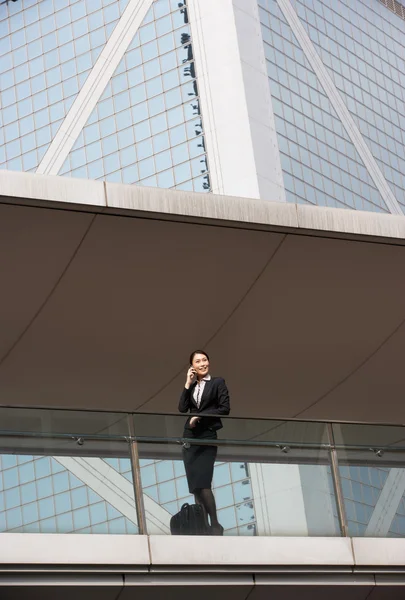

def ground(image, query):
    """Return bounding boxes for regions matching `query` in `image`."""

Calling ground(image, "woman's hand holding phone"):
[185,366,197,388]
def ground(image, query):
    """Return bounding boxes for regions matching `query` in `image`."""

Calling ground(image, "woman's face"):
[192,353,210,378]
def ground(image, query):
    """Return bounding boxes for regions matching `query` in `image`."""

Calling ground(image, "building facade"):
[1,0,405,542]
[1,0,405,211]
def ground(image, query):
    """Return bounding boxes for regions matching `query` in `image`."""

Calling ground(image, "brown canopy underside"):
[1,201,404,424]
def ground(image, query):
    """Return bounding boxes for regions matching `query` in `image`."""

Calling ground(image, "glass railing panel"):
[333,422,405,450]
[134,414,336,536]
[2,407,405,538]
[138,439,339,537]
[336,442,405,537]
[0,437,138,535]
[0,407,130,438]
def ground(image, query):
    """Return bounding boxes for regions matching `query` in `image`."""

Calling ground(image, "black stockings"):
[194,487,220,528]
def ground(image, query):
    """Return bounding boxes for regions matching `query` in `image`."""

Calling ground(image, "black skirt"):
[182,427,218,494]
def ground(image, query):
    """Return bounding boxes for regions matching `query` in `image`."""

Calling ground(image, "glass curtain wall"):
[258,0,390,212]
[0,0,131,172]
[0,0,211,193]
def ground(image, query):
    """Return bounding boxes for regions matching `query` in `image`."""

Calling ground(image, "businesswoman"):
[178,350,230,535]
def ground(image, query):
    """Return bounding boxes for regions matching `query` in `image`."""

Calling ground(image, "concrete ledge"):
[1,170,405,243]
[105,180,299,228]
[148,536,354,566]
[352,538,405,566]
[0,534,405,573]
[0,534,149,565]
[0,169,106,207]
[297,204,405,241]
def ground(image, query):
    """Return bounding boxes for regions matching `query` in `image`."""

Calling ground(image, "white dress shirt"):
[193,374,211,407]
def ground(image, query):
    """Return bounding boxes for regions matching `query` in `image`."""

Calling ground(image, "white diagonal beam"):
[55,456,171,534]
[277,0,403,216]
[37,0,154,176]
[365,469,405,536]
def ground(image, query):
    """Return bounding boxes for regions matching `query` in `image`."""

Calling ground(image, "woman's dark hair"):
[189,350,210,365]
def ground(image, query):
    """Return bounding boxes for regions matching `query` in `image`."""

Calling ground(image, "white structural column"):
[249,463,336,536]
[298,465,337,536]
[188,0,285,201]
[250,464,308,535]
[55,457,171,534]
[277,0,403,216]
[365,469,405,536]
[36,0,154,177]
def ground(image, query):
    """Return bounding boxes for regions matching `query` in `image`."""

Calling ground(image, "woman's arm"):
[198,378,230,416]
[178,387,192,413]
[179,366,198,413]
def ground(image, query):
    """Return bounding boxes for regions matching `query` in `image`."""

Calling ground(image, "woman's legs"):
[194,489,209,527]
[194,487,222,532]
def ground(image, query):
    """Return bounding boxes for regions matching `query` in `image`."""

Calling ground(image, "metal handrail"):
[0,429,405,453]
[0,404,404,428]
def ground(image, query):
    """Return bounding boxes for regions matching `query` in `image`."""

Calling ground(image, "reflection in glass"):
[138,454,338,537]
[0,452,137,534]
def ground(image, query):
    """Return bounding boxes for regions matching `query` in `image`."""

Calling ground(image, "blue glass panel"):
[156,461,174,483]
[163,501,179,515]
[55,492,72,515]
[7,507,23,529]
[90,502,107,525]
[120,147,136,168]
[19,462,35,484]
[5,488,21,509]
[56,512,73,532]
[118,128,135,150]
[215,485,234,510]
[213,464,231,487]
[158,480,176,503]
[138,157,155,179]
[108,516,126,534]
[104,153,120,174]
[38,497,55,520]
[141,465,156,488]
[218,506,237,530]
[172,143,189,166]
[144,485,159,502]
[3,468,19,490]
[88,159,105,179]
[52,471,70,493]
[73,507,91,530]
[36,477,53,500]
[20,482,37,504]
[22,502,39,525]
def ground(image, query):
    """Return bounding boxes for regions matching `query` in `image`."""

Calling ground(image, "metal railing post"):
[327,423,348,537]
[127,415,147,535]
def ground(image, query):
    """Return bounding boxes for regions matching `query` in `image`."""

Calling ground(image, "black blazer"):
[178,376,230,432]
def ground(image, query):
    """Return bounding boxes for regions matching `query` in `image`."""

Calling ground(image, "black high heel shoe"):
[210,524,224,536]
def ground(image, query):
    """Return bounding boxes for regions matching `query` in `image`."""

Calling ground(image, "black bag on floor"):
[170,502,210,535]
